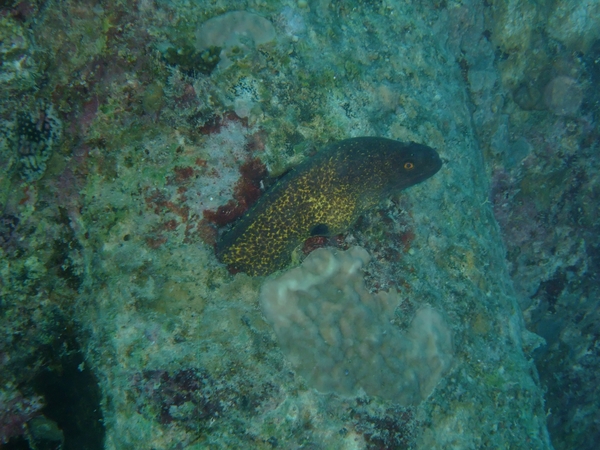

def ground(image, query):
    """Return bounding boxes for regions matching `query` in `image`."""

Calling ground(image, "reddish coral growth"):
[143,186,193,248]
[175,83,196,107]
[8,1,38,22]
[142,180,198,249]
[168,166,195,185]
[193,219,218,246]
[302,236,328,254]
[145,235,167,249]
[144,190,165,214]
[144,189,189,220]
[245,129,268,152]
[162,219,178,231]
[198,112,247,135]
[142,139,266,249]
[67,95,99,136]
[329,234,347,248]
[18,185,32,206]
[203,200,241,227]
[302,234,346,256]
[235,158,268,206]
[399,229,415,251]
[203,158,267,227]
[238,157,267,179]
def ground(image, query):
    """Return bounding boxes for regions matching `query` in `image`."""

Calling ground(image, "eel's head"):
[391,142,442,190]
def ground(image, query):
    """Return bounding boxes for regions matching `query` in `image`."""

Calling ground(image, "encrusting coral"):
[260,246,453,405]
[195,11,277,71]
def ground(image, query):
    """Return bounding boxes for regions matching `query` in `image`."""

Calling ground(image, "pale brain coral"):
[260,246,453,405]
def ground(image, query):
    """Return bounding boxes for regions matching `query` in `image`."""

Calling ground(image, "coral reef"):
[6,0,593,448]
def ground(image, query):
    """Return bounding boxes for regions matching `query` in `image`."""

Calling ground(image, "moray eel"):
[217,137,442,276]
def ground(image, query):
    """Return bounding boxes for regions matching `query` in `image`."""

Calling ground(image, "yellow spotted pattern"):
[216,137,441,276]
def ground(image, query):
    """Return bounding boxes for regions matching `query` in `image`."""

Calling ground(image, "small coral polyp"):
[260,246,453,405]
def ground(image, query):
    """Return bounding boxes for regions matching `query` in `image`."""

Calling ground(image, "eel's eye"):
[404,162,414,170]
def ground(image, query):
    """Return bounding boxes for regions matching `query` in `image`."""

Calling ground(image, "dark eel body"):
[217,137,442,276]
